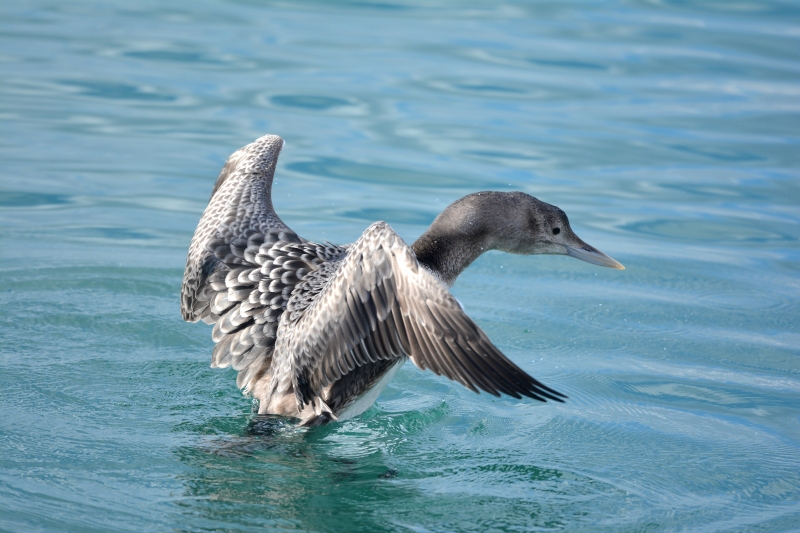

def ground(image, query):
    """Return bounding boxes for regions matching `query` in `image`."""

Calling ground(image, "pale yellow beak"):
[565,243,625,270]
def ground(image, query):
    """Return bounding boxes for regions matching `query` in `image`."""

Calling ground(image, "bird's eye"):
[552,227,561,235]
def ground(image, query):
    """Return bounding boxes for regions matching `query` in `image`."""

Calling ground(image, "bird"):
[181,134,624,427]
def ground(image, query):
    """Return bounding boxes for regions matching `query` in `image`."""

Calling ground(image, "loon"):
[181,134,624,426]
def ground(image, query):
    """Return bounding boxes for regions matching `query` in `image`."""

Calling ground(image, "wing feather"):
[287,221,566,410]
[180,135,349,398]
[181,134,300,323]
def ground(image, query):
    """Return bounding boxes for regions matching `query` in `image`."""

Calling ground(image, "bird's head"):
[443,191,625,269]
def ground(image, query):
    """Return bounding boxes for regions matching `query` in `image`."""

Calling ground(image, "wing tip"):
[524,382,568,403]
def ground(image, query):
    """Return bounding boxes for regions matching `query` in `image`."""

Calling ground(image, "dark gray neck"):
[410,191,540,287]
[411,220,492,287]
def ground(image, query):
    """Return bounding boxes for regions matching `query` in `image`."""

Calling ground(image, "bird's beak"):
[565,242,625,270]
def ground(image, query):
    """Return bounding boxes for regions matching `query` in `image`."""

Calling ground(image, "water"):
[1,1,799,531]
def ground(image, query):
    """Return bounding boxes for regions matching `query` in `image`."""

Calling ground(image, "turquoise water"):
[2,1,799,531]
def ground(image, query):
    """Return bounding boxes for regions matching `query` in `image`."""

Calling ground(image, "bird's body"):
[181,134,623,426]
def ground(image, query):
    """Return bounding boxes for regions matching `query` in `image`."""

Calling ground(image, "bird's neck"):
[411,223,492,288]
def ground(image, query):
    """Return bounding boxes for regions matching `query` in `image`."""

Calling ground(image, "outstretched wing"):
[181,134,301,323]
[181,134,341,395]
[288,222,566,410]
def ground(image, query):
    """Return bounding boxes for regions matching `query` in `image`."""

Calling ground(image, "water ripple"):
[1,0,799,531]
